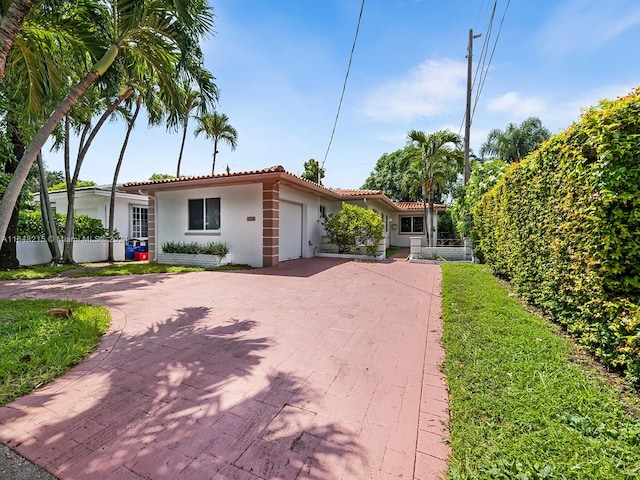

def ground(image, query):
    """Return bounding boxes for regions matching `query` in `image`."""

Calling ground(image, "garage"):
[279,201,303,261]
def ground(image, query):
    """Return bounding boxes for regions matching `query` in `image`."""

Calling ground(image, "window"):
[188,197,220,231]
[131,206,148,238]
[400,216,424,234]
[319,205,327,218]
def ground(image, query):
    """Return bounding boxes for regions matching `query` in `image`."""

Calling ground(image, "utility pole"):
[464,28,481,185]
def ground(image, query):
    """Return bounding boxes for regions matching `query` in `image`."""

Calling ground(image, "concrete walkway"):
[0,257,448,479]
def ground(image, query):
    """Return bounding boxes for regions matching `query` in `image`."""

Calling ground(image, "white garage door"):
[279,201,302,261]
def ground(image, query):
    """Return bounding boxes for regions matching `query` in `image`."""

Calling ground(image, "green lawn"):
[0,265,76,280]
[0,299,110,406]
[0,262,252,280]
[442,263,640,479]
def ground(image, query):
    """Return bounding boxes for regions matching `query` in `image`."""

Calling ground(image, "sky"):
[43,0,640,190]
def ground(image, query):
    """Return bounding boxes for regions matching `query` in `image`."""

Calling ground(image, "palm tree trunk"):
[212,137,218,175]
[0,43,121,252]
[62,88,134,263]
[0,0,35,78]
[0,70,101,253]
[176,117,189,177]
[37,151,60,262]
[0,126,24,269]
[109,97,141,261]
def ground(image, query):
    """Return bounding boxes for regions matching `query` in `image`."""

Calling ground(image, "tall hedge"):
[473,88,640,383]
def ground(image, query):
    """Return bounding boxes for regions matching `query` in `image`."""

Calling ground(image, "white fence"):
[17,240,125,266]
[409,237,473,262]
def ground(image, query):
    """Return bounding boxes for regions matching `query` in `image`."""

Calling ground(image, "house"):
[122,166,445,268]
[45,185,150,242]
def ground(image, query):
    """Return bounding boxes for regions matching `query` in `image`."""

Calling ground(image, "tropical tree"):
[450,158,507,238]
[0,0,35,78]
[479,116,551,163]
[301,158,324,184]
[405,129,463,247]
[194,111,238,175]
[0,0,215,253]
[362,147,416,202]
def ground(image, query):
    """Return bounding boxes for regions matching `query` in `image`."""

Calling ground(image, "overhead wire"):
[320,0,365,175]
[471,0,510,122]
[458,1,496,137]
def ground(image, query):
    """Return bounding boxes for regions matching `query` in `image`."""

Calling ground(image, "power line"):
[320,0,365,175]
[472,0,510,122]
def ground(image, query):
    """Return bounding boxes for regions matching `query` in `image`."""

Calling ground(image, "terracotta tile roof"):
[395,202,446,211]
[332,188,384,196]
[123,166,286,187]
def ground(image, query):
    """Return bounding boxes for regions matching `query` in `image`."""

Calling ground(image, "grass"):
[76,262,205,276]
[0,265,76,280]
[76,262,251,277]
[0,299,110,406]
[0,262,253,280]
[386,246,403,258]
[442,263,640,480]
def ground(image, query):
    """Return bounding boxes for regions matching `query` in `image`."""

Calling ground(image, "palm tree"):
[480,117,551,163]
[194,111,238,175]
[0,0,215,252]
[405,129,463,247]
[176,90,200,177]
[0,0,35,78]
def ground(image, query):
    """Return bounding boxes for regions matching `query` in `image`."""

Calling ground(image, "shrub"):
[473,88,640,383]
[18,211,117,240]
[161,241,230,258]
[322,203,384,255]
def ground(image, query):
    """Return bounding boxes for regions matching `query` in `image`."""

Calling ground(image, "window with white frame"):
[319,204,327,218]
[400,215,424,234]
[131,205,148,238]
[188,197,221,231]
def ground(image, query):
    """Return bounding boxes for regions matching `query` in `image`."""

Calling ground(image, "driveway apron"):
[0,258,448,479]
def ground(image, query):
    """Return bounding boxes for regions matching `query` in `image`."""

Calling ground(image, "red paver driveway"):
[0,258,448,479]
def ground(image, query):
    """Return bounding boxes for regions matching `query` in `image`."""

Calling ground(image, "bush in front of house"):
[473,88,640,383]
[322,202,384,255]
[161,240,230,258]
[18,211,118,240]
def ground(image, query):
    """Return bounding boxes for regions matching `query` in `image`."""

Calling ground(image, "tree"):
[479,117,551,163]
[0,0,216,253]
[322,203,384,255]
[194,111,238,175]
[301,158,325,184]
[0,0,35,78]
[149,173,175,181]
[450,158,507,238]
[362,147,417,202]
[405,129,463,247]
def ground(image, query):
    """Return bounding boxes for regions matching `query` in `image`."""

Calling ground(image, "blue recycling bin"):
[125,244,135,260]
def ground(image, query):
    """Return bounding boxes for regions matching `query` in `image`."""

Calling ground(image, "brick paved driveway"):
[0,257,448,479]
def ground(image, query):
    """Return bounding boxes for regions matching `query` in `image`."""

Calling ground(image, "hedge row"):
[473,88,640,383]
[18,211,115,240]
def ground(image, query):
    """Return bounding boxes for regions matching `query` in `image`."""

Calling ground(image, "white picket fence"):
[17,240,125,265]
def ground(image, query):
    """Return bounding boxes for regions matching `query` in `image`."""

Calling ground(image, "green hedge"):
[18,211,116,240]
[473,88,640,383]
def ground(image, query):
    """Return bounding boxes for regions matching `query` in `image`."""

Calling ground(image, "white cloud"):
[361,59,466,122]
[536,0,640,57]
[486,92,547,118]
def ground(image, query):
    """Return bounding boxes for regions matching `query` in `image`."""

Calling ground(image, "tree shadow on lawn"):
[0,306,366,479]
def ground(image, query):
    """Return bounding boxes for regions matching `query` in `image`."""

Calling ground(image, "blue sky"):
[44,0,640,189]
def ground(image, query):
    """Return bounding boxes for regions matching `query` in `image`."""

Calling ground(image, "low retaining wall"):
[157,253,228,268]
[17,240,125,265]
[409,237,473,262]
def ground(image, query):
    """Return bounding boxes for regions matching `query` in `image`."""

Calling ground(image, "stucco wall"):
[48,190,148,240]
[279,186,339,259]
[155,184,263,267]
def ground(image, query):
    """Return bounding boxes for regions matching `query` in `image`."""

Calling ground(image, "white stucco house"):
[122,166,445,268]
[46,185,150,241]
